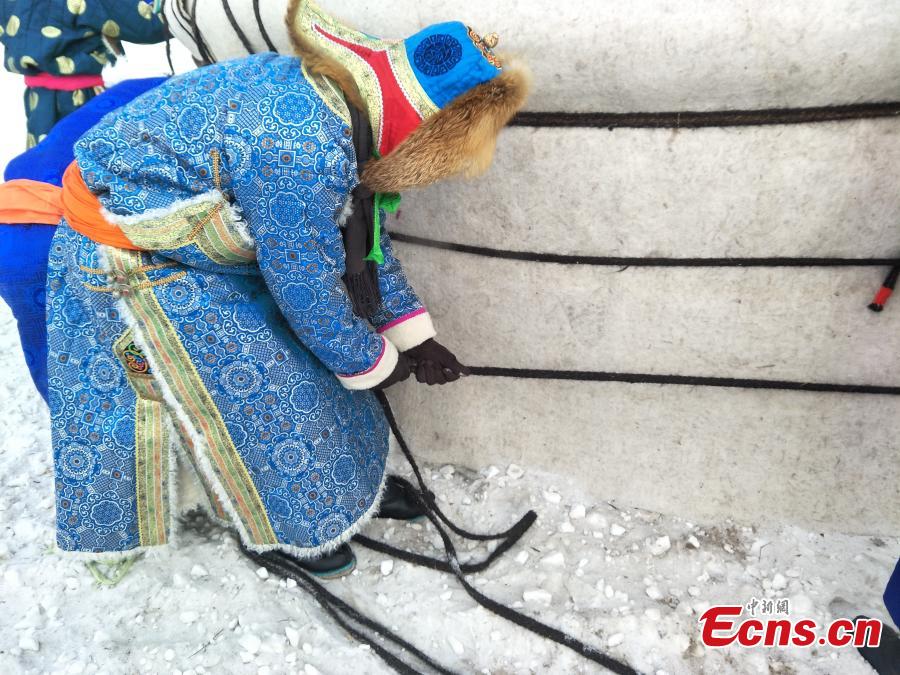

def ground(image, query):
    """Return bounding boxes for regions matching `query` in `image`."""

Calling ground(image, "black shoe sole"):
[306,557,357,580]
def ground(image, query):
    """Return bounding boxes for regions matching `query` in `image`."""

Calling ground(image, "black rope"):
[373,393,639,675]
[354,510,533,575]
[244,546,455,674]
[253,0,278,53]
[157,10,176,76]
[421,508,637,675]
[222,0,256,54]
[511,102,900,129]
[375,392,536,542]
[164,39,175,76]
[231,396,637,673]
[468,366,900,396]
[167,0,202,63]
[354,473,536,574]
[186,0,215,65]
[390,232,900,268]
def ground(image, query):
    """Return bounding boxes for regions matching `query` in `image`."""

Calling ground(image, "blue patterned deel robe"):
[48,54,437,557]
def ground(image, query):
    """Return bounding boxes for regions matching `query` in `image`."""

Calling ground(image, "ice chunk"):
[240,634,261,655]
[649,536,671,556]
[285,626,300,648]
[506,464,525,479]
[190,565,209,579]
[541,551,565,567]
[179,611,199,624]
[19,635,39,652]
[646,585,663,601]
[523,589,552,604]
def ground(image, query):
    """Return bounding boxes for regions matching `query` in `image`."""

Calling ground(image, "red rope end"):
[868,266,899,313]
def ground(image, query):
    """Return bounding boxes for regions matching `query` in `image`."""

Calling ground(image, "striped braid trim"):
[102,191,256,266]
[104,247,278,548]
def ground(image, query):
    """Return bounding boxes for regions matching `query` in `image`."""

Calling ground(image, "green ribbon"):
[364,191,401,265]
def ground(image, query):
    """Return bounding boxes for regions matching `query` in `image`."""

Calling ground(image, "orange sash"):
[61,163,140,250]
[0,179,63,225]
[0,162,142,251]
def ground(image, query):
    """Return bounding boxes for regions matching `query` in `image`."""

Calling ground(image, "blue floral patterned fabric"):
[47,224,145,552]
[370,228,427,329]
[49,54,428,556]
[75,55,423,377]
[0,77,166,403]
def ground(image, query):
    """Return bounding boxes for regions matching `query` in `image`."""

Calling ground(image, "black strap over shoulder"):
[342,105,381,320]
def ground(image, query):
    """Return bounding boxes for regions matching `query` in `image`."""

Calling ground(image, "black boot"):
[290,544,356,579]
[376,475,426,521]
[856,616,900,675]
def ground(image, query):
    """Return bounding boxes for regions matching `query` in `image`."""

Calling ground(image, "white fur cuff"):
[378,310,436,352]
[337,336,399,390]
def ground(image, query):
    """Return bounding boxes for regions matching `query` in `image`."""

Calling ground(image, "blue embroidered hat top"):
[405,22,502,109]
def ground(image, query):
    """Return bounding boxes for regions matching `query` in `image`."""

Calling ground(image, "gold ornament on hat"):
[466,27,502,68]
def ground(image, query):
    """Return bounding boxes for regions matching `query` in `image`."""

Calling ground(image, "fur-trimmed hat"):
[287,0,530,192]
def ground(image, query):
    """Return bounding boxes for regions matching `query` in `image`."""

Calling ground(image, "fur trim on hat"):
[360,62,531,193]
[285,0,367,112]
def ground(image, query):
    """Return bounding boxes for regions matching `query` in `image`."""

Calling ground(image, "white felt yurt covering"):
[164,0,900,534]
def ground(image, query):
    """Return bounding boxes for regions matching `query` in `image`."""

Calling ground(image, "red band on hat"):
[314,25,424,156]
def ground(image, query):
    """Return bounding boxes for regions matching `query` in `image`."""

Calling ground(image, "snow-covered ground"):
[0,303,895,675]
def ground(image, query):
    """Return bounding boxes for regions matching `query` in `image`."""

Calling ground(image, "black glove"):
[373,352,413,390]
[405,339,471,386]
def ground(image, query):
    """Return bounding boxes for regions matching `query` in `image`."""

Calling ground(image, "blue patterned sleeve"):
[93,0,168,44]
[224,65,403,389]
[369,224,436,351]
[249,195,401,390]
